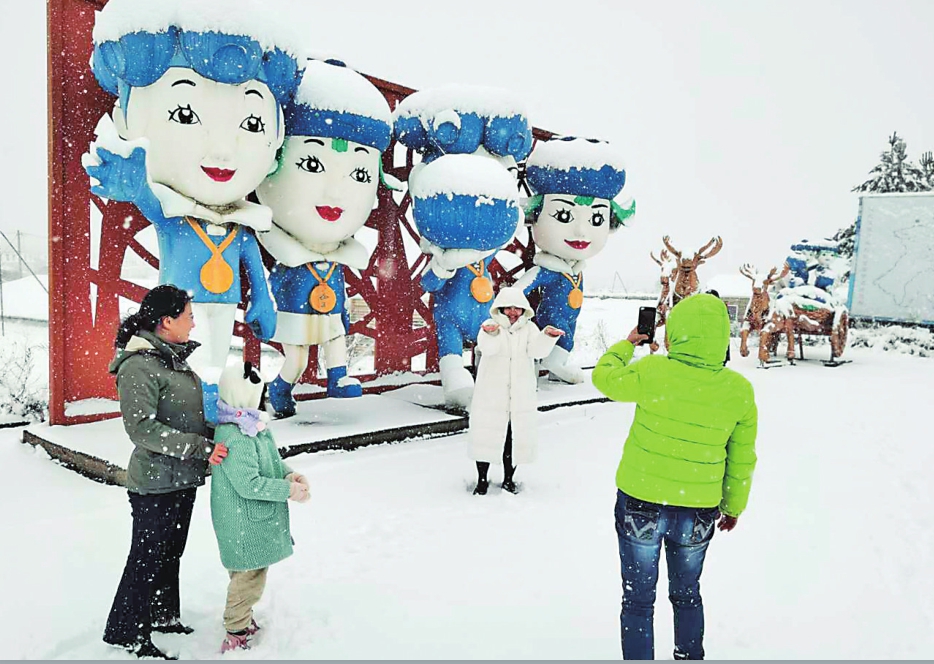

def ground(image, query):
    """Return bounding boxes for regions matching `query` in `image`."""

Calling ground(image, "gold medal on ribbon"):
[466,262,494,303]
[563,273,584,309]
[307,262,338,313]
[187,219,238,294]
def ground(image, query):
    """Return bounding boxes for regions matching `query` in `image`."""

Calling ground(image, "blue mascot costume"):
[394,86,532,408]
[516,137,635,384]
[83,0,304,422]
[254,59,394,417]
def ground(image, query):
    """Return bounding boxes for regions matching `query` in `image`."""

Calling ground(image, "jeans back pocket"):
[690,507,719,545]
[622,496,661,542]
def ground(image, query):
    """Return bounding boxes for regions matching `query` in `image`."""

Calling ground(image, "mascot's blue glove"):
[245,297,277,341]
[85,147,149,203]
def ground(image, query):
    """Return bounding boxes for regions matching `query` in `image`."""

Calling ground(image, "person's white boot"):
[439,354,474,409]
[541,345,584,384]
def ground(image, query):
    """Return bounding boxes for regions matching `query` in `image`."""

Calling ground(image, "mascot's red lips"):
[565,240,591,250]
[316,206,344,222]
[202,167,236,182]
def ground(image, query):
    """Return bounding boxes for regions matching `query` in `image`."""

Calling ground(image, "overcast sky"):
[3,0,934,290]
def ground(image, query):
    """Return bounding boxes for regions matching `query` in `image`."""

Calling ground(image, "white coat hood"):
[489,287,534,329]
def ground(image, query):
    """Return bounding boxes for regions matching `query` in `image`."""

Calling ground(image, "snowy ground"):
[2,341,933,659]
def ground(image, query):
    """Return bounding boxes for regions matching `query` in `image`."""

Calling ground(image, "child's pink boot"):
[220,631,250,654]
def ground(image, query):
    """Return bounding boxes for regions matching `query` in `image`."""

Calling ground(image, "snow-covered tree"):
[835,133,931,258]
[852,132,927,194]
[919,151,934,191]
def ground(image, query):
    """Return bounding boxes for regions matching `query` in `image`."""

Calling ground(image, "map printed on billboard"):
[849,193,934,324]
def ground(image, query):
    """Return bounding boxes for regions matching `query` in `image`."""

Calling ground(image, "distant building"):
[703,274,752,322]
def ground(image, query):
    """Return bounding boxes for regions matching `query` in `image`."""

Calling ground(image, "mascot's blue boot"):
[267,375,296,419]
[201,381,219,425]
[327,366,363,398]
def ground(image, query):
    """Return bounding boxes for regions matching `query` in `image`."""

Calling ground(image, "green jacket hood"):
[108,330,200,374]
[666,293,730,369]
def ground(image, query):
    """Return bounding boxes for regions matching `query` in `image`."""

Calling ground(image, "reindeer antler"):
[739,263,756,281]
[695,236,723,263]
[662,236,681,260]
[650,249,671,267]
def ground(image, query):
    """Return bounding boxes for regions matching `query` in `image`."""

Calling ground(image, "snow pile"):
[409,154,521,201]
[850,323,934,357]
[91,0,308,57]
[772,286,839,315]
[527,137,626,172]
[393,85,528,122]
[294,60,391,122]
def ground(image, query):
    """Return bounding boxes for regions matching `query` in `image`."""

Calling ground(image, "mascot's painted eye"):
[240,114,266,134]
[167,104,200,125]
[590,211,606,227]
[350,167,372,184]
[551,209,573,224]
[297,156,325,173]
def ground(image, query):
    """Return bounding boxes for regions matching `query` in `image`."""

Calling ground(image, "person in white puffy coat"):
[469,287,565,494]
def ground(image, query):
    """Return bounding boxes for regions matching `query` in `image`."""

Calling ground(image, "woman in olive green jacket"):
[592,293,757,660]
[103,285,228,660]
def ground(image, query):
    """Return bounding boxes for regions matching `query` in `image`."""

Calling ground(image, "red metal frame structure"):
[48,0,551,426]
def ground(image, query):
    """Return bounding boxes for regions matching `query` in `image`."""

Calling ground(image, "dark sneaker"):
[501,478,518,494]
[152,621,193,635]
[473,479,489,495]
[104,639,177,660]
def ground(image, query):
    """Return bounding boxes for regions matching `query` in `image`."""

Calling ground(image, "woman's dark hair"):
[115,285,191,348]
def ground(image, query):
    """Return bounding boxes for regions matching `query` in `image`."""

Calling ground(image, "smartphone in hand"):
[637,306,657,345]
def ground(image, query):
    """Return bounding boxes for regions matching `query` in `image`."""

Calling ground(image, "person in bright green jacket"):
[210,361,310,654]
[592,293,757,661]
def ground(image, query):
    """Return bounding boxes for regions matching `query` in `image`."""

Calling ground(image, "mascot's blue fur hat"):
[284,59,392,152]
[392,87,533,163]
[92,26,302,111]
[524,136,634,229]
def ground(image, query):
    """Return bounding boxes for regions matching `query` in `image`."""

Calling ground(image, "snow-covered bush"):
[0,339,48,421]
[849,323,934,357]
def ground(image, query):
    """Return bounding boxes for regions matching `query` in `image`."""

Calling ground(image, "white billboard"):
[848,193,934,324]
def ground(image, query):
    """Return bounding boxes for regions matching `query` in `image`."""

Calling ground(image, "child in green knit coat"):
[210,361,310,654]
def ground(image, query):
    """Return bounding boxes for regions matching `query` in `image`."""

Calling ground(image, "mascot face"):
[116,67,283,206]
[257,136,380,249]
[532,194,612,262]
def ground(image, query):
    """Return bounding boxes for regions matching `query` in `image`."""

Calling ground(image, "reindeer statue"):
[663,236,724,305]
[648,248,677,352]
[738,262,789,360]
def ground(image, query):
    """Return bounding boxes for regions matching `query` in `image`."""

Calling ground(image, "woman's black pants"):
[103,488,196,647]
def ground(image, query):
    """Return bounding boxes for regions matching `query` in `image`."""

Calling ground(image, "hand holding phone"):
[635,306,657,346]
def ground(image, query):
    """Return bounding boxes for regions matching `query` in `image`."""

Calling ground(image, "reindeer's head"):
[650,248,677,281]
[664,236,723,272]
[740,262,790,318]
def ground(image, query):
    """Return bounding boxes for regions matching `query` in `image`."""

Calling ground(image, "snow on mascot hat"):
[790,239,841,256]
[524,136,635,229]
[408,153,522,251]
[90,0,304,115]
[282,59,392,151]
[392,85,533,163]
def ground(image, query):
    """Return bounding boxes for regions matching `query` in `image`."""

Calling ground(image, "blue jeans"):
[615,490,718,660]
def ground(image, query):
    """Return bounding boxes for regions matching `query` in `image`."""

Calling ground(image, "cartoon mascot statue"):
[393,86,532,409]
[516,137,635,384]
[255,59,393,418]
[83,0,303,421]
